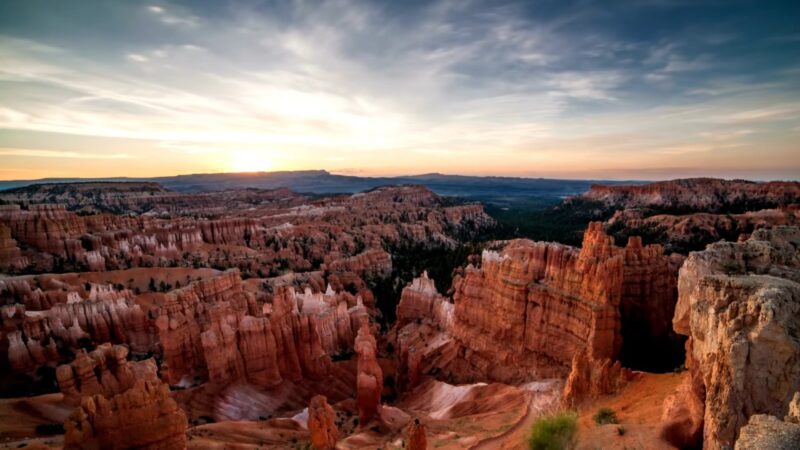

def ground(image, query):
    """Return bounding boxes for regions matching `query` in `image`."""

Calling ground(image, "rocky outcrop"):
[153,270,251,384]
[580,178,800,213]
[562,350,632,408]
[0,184,491,275]
[4,290,154,374]
[734,414,800,450]
[407,418,427,450]
[355,323,383,425]
[396,271,452,329]
[392,222,680,384]
[445,223,624,382]
[63,379,187,450]
[56,344,158,406]
[606,206,800,253]
[308,395,339,450]
[660,350,705,450]
[674,226,800,450]
[0,223,27,271]
[327,249,392,278]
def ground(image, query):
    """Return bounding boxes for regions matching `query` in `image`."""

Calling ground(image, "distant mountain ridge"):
[0,170,640,204]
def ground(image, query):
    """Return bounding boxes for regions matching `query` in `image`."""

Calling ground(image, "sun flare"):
[229,150,274,173]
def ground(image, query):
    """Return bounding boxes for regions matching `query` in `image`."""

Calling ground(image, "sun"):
[229,150,274,173]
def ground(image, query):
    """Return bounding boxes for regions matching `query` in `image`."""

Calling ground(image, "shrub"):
[528,411,577,450]
[593,407,618,425]
[617,426,626,436]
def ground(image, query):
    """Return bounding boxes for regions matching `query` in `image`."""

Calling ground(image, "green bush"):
[593,407,618,425]
[528,411,577,450]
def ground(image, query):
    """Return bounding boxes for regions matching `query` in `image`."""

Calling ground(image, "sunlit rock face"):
[561,349,632,408]
[393,222,681,385]
[674,226,800,450]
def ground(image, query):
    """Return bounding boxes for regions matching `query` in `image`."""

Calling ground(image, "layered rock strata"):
[63,379,187,450]
[355,324,383,425]
[673,226,800,450]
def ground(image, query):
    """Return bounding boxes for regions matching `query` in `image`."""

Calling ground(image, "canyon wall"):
[673,226,800,450]
[395,222,680,384]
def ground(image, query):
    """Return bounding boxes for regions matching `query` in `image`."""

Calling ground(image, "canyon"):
[0,178,798,449]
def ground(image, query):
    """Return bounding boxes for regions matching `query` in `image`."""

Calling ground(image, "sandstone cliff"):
[63,379,187,450]
[673,226,800,450]
[581,178,800,213]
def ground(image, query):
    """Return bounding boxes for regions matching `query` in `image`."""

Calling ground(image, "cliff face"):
[355,324,383,425]
[154,271,364,387]
[606,207,800,254]
[3,288,154,374]
[674,226,800,450]
[581,178,800,213]
[393,222,680,384]
[620,236,685,371]
[56,344,158,406]
[0,185,493,274]
[64,379,187,450]
[55,343,186,449]
[445,223,623,382]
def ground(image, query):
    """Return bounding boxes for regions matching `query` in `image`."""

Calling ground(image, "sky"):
[0,0,798,181]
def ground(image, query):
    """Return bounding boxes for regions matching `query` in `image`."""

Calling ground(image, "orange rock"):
[407,418,427,450]
[355,323,383,425]
[562,350,632,408]
[63,379,187,450]
[308,395,339,450]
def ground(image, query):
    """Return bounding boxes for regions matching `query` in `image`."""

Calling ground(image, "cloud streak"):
[0,0,798,180]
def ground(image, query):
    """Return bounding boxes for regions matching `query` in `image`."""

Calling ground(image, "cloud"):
[0,148,133,159]
[127,53,149,62]
[0,0,798,180]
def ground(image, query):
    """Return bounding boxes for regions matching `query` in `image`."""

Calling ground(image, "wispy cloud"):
[0,148,133,159]
[0,0,798,179]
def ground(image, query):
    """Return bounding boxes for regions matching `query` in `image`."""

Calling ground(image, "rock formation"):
[355,323,383,425]
[308,395,339,450]
[562,350,632,408]
[407,418,427,450]
[445,223,625,382]
[63,379,187,450]
[580,178,800,213]
[393,222,680,384]
[734,414,800,450]
[606,206,800,254]
[56,344,158,405]
[673,226,800,450]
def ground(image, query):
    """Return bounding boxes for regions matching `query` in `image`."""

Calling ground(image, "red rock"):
[580,178,800,213]
[0,223,27,271]
[407,418,427,450]
[63,379,187,450]
[308,395,339,450]
[445,223,623,382]
[56,344,157,406]
[562,350,631,408]
[355,323,383,425]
